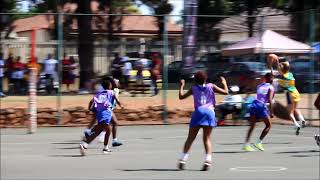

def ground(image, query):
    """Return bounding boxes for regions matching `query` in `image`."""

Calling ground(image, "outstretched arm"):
[114,95,124,109]
[213,76,229,95]
[179,79,192,100]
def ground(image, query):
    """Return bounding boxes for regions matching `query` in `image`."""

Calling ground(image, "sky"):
[18,0,183,21]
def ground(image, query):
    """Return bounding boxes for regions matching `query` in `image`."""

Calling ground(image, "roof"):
[215,7,292,33]
[222,30,312,56]
[12,15,182,34]
[11,1,182,34]
[12,15,54,32]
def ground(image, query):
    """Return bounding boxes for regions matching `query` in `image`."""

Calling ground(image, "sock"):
[298,114,305,122]
[84,129,91,134]
[205,154,212,162]
[290,114,300,127]
[104,145,109,150]
[180,153,189,162]
[82,142,88,149]
[244,142,250,146]
[256,139,262,144]
[112,138,118,143]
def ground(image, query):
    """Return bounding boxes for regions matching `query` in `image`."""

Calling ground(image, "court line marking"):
[229,166,288,172]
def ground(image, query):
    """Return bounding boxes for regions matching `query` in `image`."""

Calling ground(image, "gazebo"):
[221,30,312,56]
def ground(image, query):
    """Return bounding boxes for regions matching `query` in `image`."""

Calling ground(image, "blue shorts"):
[249,100,269,120]
[190,107,217,128]
[96,110,112,125]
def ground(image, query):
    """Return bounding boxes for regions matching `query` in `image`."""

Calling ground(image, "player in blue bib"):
[243,73,275,152]
[80,78,124,156]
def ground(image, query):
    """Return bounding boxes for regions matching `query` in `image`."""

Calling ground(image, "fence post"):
[162,15,169,124]
[308,9,316,120]
[57,12,63,125]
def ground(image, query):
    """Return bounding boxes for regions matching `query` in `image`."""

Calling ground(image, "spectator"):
[150,53,162,96]
[0,53,6,97]
[26,57,41,84]
[121,56,132,93]
[111,53,122,80]
[42,54,58,94]
[62,55,76,92]
[11,56,26,95]
[5,53,14,91]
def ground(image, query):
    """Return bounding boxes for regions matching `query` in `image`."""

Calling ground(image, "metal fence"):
[0,10,319,128]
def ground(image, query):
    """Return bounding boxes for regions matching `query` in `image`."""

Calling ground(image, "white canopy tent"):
[221,30,312,56]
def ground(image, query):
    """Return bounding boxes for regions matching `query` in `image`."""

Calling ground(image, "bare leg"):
[245,116,257,143]
[103,123,112,146]
[202,126,213,155]
[111,113,118,139]
[293,101,306,127]
[85,123,105,144]
[201,126,213,171]
[259,117,271,141]
[183,126,201,153]
[288,104,300,127]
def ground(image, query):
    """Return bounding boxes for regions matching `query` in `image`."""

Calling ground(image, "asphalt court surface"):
[1,124,320,180]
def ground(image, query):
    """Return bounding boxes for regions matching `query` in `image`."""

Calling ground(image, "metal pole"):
[28,28,37,133]
[308,9,316,120]
[162,15,169,124]
[57,13,63,124]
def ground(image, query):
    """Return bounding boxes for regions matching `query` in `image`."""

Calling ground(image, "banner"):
[182,0,198,76]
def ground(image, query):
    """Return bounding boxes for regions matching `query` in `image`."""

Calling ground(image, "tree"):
[138,0,173,40]
[271,0,320,41]
[0,0,18,42]
[23,0,138,90]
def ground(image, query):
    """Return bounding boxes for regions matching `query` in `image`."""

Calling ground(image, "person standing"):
[0,53,6,97]
[242,73,275,152]
[42,54,58,94]
[178,71,228,171]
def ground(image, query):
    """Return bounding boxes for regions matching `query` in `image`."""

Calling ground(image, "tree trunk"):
[157,16,164,40]
[77,0,94,90]
[246,0,256,37]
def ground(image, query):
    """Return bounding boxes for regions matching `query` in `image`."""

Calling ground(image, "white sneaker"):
[102,148,112,154]
[79,144,87,156]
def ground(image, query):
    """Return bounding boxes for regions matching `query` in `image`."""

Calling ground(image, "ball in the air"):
[267,54,278,67]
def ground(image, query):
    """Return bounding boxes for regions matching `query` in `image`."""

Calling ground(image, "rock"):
[61,111,72,124]
[71,112,86,118]
[7,114,16,119]
[139,113,150,119]
[6,109,15,114]
[148,105,164,111]
[126,113,138,121]
[15,110,25,118]
[38,112,54,119]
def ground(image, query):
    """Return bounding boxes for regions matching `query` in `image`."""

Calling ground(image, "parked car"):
[223,62,276,93]
[198,53,233,82]
[289,59,320,93]
[167,61,207,83]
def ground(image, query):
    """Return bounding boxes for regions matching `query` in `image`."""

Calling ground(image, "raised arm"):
[179,79,192,100]
[213,76,229,95]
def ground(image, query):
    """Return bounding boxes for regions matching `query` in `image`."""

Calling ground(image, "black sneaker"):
[201,161,212,171]
[295,127,300,136]
[178,160,186,170]
[315,135,320,146]
[112,141,123,147]
[102,148,112,154]
[301,121,306,128]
